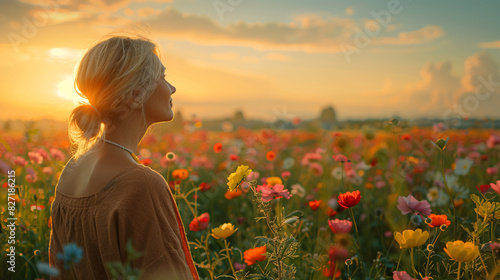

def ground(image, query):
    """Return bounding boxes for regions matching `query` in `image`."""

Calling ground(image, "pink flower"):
[487,134,500,148]
[300,152,322,166]
[487,167,498,175]
[35,148,49,161]
[42,166,53,175]
[375,180,386,189]
[397,195,431,216]
[247,171,260,181]
[26,167,38,183]
[28,151,44,164]
[309,162,323,177]
[490,180,500,195]
[260,184,292,202]
[332,154,348,162]
[328,219,352,234]
[50,148,66,161]
[393,271,416,280]
[281,171,291,180]
[12,156,28,167]
[234,262,246,271]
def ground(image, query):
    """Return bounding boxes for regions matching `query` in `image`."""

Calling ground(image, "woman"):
[48,35,200,280]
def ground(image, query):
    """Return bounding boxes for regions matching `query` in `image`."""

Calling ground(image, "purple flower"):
[397,195,431,216]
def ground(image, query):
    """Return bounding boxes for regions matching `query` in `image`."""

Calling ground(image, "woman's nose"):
[169,84,176,94]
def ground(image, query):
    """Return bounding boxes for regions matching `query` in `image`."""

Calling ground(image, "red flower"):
[140,158,152,166]
[337,190,361,208]
[229,154,239,161]
[308,200,321,211]
[476,184,491,194]
[189,213,210,231]
[401,134,412,141]
[199,182,211,192]
[323,261,341,278]
[266,151,276,161]
[214,143,223,153]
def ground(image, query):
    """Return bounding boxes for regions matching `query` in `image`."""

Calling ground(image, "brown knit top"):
[48,163,200,280]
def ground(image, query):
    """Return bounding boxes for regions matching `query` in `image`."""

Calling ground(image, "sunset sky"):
[1,0,500,122]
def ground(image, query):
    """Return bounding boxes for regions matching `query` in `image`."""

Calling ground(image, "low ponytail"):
[67,102,106,162]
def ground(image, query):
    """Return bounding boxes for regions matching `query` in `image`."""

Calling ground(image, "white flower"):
[283,157,295,169]
[454,158,473,175]
[331,167,345,180]
[427,187,449,207]
[290,184,305,198]
[356,161,371,171]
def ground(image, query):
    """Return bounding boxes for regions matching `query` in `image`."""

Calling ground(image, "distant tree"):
[3,120,12,131]
[319,106,337,129]
[320,106,336,122]
[233,110,245,123]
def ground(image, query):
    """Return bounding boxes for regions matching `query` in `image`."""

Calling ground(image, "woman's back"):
[48,161,199,280]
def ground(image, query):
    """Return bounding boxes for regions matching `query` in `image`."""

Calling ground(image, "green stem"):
[349,207,365,277]
[440,151,458,239]
[341,162,345,191]
[224,239,237,279]
[204,235,214,280]
[457,261,461,280]
[410,248,416,277]
[396,249,404,271]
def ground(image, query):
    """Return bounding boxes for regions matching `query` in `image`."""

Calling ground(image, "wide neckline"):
[55,163,143,199]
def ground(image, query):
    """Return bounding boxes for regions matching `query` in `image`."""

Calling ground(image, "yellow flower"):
[227,165,252,191]
[444,241,479,262]
[475,202,500,220]
[394,229,429,249]
[266,177,283,186]
[211,223,238,239]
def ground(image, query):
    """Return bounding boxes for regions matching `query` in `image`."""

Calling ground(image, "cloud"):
[453,51,500,117]
[404,60,460,114]
[210,52,260,63]
[344,7,354,16]
[265,52,291,61]
[478,40,500,49]
[390,51,500,118]
[144,7,443,54]
[373,25,444,45]
[137,7,162,17]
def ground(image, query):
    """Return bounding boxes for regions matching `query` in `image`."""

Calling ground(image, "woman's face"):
[143,61,176,125]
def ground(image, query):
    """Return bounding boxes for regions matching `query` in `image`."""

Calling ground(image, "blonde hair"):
[68,34,163,162]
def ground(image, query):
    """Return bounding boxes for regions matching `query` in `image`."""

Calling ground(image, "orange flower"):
[224,189,243,200]
[365,182,374,189]
[337,190,361,208]
[266,151,276,161]
[244,246,267,266]
[48,216,52,228]
[428,214,451,228]
[172,169,189,180]
[308,200,321,211]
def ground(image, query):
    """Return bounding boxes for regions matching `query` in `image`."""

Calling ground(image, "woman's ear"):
[130,89,143,109]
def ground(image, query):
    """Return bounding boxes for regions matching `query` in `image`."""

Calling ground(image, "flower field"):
[1,122,500,280]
